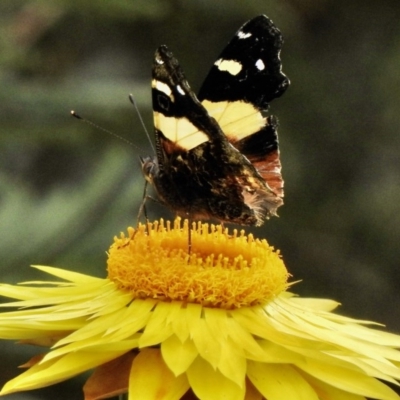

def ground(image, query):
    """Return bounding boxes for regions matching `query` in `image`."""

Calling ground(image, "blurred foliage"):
[1,0,400,398]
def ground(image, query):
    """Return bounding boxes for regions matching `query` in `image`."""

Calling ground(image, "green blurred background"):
[1,0,400,398]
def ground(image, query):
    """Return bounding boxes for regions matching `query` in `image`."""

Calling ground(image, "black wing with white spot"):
[198,15,289,109]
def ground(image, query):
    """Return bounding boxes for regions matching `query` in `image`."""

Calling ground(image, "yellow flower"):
[1,218,400,400]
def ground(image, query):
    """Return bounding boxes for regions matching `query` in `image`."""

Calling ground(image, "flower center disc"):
[107,218,288,309]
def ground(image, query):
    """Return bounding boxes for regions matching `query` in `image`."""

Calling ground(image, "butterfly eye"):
[140,157,158,184]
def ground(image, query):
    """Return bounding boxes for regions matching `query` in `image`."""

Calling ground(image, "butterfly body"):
[142,15,289,226]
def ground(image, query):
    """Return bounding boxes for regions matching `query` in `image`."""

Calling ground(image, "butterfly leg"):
[187,213,193,256]
[136,181,149,226]
[121,184,155,248]
[136,181,162,228]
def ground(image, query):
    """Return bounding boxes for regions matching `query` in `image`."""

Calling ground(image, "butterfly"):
[141,15,289,226]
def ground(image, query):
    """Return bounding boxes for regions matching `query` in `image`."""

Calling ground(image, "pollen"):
[107,218,289,309]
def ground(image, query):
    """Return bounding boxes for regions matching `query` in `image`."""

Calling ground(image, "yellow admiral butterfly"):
[141,15,289,226]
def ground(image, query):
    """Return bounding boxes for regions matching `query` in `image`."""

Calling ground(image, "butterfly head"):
[140,156,158,185]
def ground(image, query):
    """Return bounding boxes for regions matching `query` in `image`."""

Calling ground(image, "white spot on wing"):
[237,31,252,39]
[255,59,265,71]
[214,58,242,76]
[176,85,185,95]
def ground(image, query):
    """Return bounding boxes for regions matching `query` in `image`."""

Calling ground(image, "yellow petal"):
[203,309,252,383]
[297,358,400,400]
[169,303,203,344]
[203,307,229,340]
[187,356,245,400]
[185,303,202,328]
[233,306,305,346]
[128,348,189,400]
[256,340,304,364]
[32,265,104,283]
[299,371,367,400]
[161,334,198,376]
[44,338,138,364]
[190,313,221,369]
[56,307,127,347]
[227,314,266,360]
[217,336,246,385]
[267,300,400,363]
[0,282,112,310]
[0,266,103,303]
[291,346,400,384]
[56,299,154,348]
[139,302,174,347]
[360,357,400,382]
[1,344,135,395]
[287,296,341,312]
[169,302,191,342]
[105,298,156,337]
[247,361,319,400]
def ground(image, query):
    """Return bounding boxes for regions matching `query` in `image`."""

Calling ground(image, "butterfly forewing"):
[198,15,289,106]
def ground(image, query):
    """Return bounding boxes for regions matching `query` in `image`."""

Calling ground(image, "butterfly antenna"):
[71,110,146,152]
[129,94,155,154]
